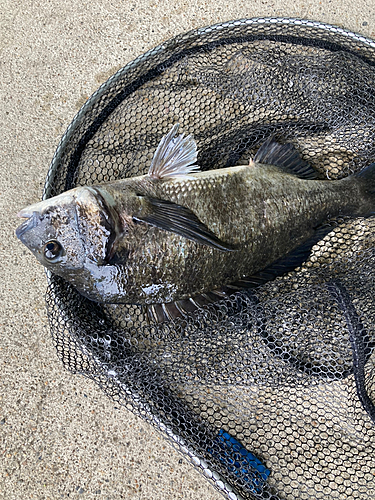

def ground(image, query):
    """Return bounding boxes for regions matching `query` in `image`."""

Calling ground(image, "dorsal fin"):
[254,137,318,180]
[148,123,200,179]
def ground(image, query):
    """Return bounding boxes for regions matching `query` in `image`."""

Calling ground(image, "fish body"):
[16,124,375,318]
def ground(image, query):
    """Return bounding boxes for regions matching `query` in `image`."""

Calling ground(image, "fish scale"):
[16,124,375,312]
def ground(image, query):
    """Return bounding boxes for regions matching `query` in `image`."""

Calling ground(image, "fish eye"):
[43,240,64,262]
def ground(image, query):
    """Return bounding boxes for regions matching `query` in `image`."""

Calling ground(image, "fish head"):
[15,187,118,278]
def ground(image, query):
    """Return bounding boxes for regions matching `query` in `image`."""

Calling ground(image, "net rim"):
[41,17,375,500]
[42,16,375,200]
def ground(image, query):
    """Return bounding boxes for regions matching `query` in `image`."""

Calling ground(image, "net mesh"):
[43,19,375,500]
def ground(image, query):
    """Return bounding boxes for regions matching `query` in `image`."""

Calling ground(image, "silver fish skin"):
[16,124,375,309]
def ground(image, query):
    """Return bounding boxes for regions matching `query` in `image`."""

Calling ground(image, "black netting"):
[43,19,375,500]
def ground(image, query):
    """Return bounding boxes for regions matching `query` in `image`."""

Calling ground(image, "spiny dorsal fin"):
[148,123,200,179]
[254,137,318,180]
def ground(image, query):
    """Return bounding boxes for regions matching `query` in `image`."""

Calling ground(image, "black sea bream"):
[16,124,375,321]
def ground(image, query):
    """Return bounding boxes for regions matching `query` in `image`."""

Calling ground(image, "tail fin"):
[354,162,375,216]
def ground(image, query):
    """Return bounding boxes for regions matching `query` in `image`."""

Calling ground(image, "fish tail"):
[353,162,375,216]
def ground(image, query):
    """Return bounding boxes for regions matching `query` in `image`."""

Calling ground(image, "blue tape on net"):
[208,429,271,494]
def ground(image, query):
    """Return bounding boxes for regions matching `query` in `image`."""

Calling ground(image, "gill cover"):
[74,187,119,265]
[16,186,118,271]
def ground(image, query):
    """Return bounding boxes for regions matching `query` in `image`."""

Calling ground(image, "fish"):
[16,124,375,322]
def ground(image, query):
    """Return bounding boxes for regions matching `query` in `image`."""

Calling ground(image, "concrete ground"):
[1,1,374,499]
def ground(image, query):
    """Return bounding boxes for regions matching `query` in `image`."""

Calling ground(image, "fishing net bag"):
[43,18,375,500]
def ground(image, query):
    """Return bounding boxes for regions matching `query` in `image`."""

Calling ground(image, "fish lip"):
[15,212,38,240]
[17,208,33,218]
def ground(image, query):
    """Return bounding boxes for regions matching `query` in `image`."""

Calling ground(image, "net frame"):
[41,18,375,500]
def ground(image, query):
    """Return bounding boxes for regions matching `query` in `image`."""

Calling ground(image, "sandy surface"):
[1,1,375,499]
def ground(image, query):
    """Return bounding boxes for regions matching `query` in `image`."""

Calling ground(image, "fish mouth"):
[15,211,39,240]
[17,207,35,218]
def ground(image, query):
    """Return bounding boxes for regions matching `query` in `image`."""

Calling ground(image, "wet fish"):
[16,124,375,322]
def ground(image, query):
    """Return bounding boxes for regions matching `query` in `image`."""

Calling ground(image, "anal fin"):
[145,224,335,324]
[223,222,335,291]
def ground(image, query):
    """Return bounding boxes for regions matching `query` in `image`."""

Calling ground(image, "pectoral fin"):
[134,197,236,251]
